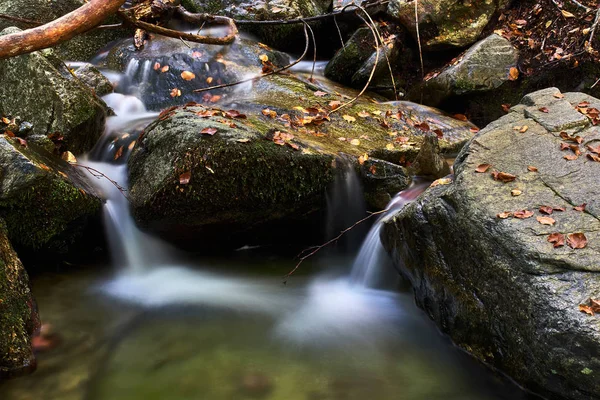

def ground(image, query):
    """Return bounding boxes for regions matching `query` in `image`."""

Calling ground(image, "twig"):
[591,76,600,89]
[283,208,388,281]
[72,164,129,199]
[193,22,310,93]
[328,5,380,115]
[370,20,398,100]
[306,22,317,81]
[567,0,591,11]
[589,5,600,47]
[95,23,125,30]
[334,15,345,49]
[0,13,42,25]
[415,0,424,83]
[118,7,238,45]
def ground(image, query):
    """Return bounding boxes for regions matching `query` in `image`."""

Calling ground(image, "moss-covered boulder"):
[0,0,129,61]
[414,34,519,106]
[0,136,102,252]
[74,64,114,97]
[128,71,475,243]
[0,219,39,378]
[181,0,332,50]
[382,88,600,400]
[0,27,108,154]
[387,0,510,50]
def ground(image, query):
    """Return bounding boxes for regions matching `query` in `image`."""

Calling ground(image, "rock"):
[387,0,511,50]
[74,64,114,97]
[0,0,129,61]
[359,158,410,209]
[127,70,476,244]
[0,27,108,154]
[381,88,600,400]
[180,0,332,50]
[410,133,450,179]
[0,136,102,252]
[325,27,378,85]
[414,34,519,106]
[0,219,39,377]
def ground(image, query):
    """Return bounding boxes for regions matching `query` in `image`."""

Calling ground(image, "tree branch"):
[0,0,126,59]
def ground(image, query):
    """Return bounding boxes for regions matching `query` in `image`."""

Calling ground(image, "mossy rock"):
[382,88,600,400]
[0,219,39,378]
[0,27,108,154]
[0,136,102,252]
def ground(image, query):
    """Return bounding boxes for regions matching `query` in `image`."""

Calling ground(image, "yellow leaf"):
[259,54,269,62]
[206,77,213,84]
[385,143,395,150]
[508,67,519,81]
[350,139,360,146]
[181,71,196,81]
[358,153,368,165]
[61,151,77,164]
[343,115,356,123]
[561,9,575,18]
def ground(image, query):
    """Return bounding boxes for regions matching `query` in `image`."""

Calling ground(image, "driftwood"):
[0,0,126,59]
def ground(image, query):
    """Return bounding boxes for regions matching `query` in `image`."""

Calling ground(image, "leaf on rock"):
[358,110,370,118]
[561,9,575,18]
[563,154,578,160]
[567,232,588,249]
[475,163,491,173]
[539,206,554,215]
[537,216,556,225]
[385,143,395,150]
[514,210,534,219]
[511,189,522,196]
[574,203,587,211]
[587,143,600,154]
[170,88,182,97]
[527,165,538,172]
[262,108,277,118]
[358,153,368,165]
[431,177,452,187]
[181,71,196,81]
[314,90,328,97]
[497,211,513,219]
[343,115,356,123]
[548,232,565,248]
[539,107,549,113]
[160,65,169,73]
[553,92,565,99]
[153,62,161,71]
[258,54,269,62]
[201,127,217,135]
[179,171,191,185]
[225,110,247,119]
[492,171,517,182]
[508,67,519,81]
[350,139,360,146]
[329,101,341,110]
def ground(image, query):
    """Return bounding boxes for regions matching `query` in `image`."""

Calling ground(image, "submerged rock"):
[382,88,600,400]
[0,27,108,154]
[415,34,519,106]
[0,219,39,377]
[387,0,510,50]
[0,136,102,252]
[0,0,129,61]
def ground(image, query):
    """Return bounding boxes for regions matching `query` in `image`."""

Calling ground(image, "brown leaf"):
[539,206,554,215]
[313,90,328,97]
[563,154,578,161]
[262,108,277,118]
[580,304,595,315]
[527,165,538,172]
[153,62,161,71]
[501,103,511,113]
[587,153,600,162]
[553,206,566,212]
[170,88,181,98]
[225,110,247,119]
[497,211,513,219]
[548,232,565,248]
[179,171,191,185]
[574,203,587,212]
[539,107,549,113]
[560,142,570,151]
[537,216,556,225]
[329,101,341,110]
[587,143,600,154]
[561,9,575,18]
[508,67,519,81]
[453,114,468,121]
[492,171,517,183]
[475,163,491,173]
[160,65,169,73]
[511,189,522,196]
[433,129,444,138]
[519,125,529,133]
[416,122,430,131]
[181,71,196,81]
[553,92,565,99]
[201,127,217,135]
[343,115,356,123]
[567,232,587,249]
[514,210,534,219]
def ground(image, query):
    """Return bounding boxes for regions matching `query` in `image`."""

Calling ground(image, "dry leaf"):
[567,232,587,249]
[514,210,534,219]
[497,211,513,219]
[358,154,369,165]
[492,171,517,183]
[314,90,328,97]
[201,127,217,135]
[511,189,522,196]
[519,125,529,133]
[548,232,565,248]
[539,206,554,215]
[181,71,196,81]
[553,92,565,99]
[508,67,519,81]
[527,165,538,172]
[259,54,269,62]
[61,151,77,164]
[561,9,575,18]
[350,139,360,146]
[343,115,356,123]
[431,177,452,187]
[475,164,491,173]
[385,143,395,150]
[537,216,556,225]
[170,88,181,97]
[574,203,587,212]
[160,65,169,73]
[179,171,191,185]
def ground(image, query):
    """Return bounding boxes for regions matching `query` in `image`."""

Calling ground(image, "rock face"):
[180,0,332,49]
[74,64,114,97]
[0,27,108,154]
[0,219,39,377]
[415,34,519,106]
[382,88,600,400]
[127,72,476,243]
[0,0,129,61]
[387,0,510,50]
[0,136,102,252]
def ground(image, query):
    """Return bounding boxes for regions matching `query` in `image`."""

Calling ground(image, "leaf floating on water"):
[181,71,196,81]
[179,171,191,185]
[514,210,534,219]
[567,232,588,249]
[547,232,565,248]
[475,163,491,173]
[537,216,556,225]
[201,127,217,135]
[343,115,356,123]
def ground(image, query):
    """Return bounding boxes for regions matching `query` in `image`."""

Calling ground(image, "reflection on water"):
[0,259,532,400]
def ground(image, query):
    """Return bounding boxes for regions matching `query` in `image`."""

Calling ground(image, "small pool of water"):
[0,255,533,400]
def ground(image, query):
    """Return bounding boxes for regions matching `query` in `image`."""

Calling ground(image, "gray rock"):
[387,0,511,50]
[410,133,450,179]
[74,64,114,97]
[0,219,39,378]
[325,27,377,85]
[0,136,102,252]
[359,158,411,209]
[0,0,129,61]
[0,27,108,154]
[382,87,600,400]
[415,34,519,106]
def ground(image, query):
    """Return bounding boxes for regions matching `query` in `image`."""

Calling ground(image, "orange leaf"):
[548,232,565,248]
[475,164,491,173]
[567,232,587,249]
[181,71,196,81]
[201,127,217,135]
[179,171,191,185]
[537,216,556,225]
[508,67,519,81]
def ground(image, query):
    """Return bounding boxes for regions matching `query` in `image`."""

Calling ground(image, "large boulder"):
[0,0,129,61]
[0,219,39,378]
[414,34,519,106]
[387,0,510,50]
[0,27,108,154]
[0,136,102,252]
[382,88,600,400]
[127,73,476,243]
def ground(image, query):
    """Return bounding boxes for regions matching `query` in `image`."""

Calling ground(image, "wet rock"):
[0,0,129,61]
[414,34,519,106]
[325,27,378,85]
[0,219,39,378]
[180,0,332,50]
[0,27,108,154]
[410,133,450,179]
[74,64,114,97]
[0,136,102,252]
[387,0,511,50]
[359,158,410,209]
[382,88,600,400]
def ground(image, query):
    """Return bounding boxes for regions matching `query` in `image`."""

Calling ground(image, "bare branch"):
[0,0,126,60]
[72,164,129,199]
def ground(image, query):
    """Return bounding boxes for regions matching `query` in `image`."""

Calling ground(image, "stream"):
[0,52,535,400]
